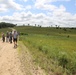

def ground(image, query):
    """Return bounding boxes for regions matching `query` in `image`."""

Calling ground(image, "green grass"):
[0,28,11,37]
[14,26,76,35]
[15,26,76,75]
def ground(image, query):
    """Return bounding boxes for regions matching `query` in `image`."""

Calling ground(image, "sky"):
[0,0,76,27]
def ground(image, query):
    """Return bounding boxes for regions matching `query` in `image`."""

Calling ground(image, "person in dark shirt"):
[9,31,13,43]
[2,32,5,42]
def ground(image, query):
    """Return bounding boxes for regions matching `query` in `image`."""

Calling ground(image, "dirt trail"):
[0,39,25,75]
[0,38,46,75]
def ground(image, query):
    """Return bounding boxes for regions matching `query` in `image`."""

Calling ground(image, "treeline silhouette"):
[0,22,16,28]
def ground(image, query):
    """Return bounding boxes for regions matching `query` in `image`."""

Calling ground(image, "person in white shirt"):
[13,31,18,48]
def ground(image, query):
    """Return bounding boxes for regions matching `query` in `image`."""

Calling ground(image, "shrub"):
[20,32,28,35]
[38,45,48,54]
[58,52,69,68]
[38,45,43,51]
[69,61,76,74]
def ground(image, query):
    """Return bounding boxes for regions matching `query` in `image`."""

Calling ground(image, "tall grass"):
[15,26,76,75]
[20,34,76,75]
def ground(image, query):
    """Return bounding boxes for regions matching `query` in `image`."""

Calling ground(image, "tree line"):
[0,22,16,28]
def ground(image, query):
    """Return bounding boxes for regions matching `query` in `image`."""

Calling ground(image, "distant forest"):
[0,22,16,28]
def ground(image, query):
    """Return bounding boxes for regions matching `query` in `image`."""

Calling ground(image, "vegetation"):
[14,26,76,34]
[0,22,16,37]
[15,26,76,75]
[1,24,75,74]
[0,22,16,28]
[0,28,11,37]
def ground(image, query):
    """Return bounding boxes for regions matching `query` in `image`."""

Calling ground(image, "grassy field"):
[15,26,76,75]
[0,28,11,37]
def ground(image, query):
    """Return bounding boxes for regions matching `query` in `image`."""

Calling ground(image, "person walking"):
[6,31,9,42]
[13,31,18,48]
[9,31,13,43]
[2,32,5,42]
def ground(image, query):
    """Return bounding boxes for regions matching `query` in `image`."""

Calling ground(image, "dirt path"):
[0,38,46,75]
[0,39,25,75]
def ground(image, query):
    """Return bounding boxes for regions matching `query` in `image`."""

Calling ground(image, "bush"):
[69,61,76,74]
[20,32,28,35]
[38,45,43,51]
[38,45,48,54]
[58,52,69,68]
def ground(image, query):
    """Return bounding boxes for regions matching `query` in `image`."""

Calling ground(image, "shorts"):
[13,38,17,42]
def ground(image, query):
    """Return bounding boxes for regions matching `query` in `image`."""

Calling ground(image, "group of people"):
[2,30,19,48]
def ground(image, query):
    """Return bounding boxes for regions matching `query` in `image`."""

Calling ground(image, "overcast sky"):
[0,0,76,27]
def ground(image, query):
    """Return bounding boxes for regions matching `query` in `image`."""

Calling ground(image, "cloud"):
[0,11,76,27]
[0,0,76,27]
[23,0,27,2]
[51,12,76,27]
[24,5,32,10]
[7,0,23,10]
[35,0,68,12]
[0,0,23,12]
[35,0,70,4]
[32,0,76,27]
[0,4,7,12]
[34,0,65,12]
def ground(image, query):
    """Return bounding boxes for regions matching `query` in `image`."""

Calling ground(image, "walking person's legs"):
[13,38,15,48]
[3,37,5,42]
[7,37,9,42]
[13,38,17,48]
[10,37,12,43]
[6,37,9,42]
[6,37,8,42]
